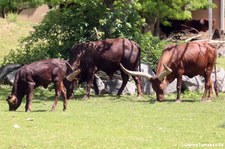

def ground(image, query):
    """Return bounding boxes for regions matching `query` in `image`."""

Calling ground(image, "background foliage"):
[1,0,212,70]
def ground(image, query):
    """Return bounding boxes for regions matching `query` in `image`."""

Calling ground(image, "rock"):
[101,78,136,95]
[94,74,105,91]
[0,64,21,78]
[140,63,155,94]
[211,67,225,92]
[216,43,225,57]
[165,75,204,93]
[182,75,204,91]
[0,64,21,85]
[5,69,18,85]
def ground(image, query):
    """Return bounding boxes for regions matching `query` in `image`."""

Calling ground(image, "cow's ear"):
[200,19,205,24]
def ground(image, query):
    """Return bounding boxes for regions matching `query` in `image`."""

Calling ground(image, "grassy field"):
[217,56,225,70]
[0,18,34,64]
[0,85,225,149]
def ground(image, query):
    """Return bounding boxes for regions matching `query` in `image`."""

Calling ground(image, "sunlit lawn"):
[0,85,225,149]
[0,18,34,65]
[217,56,225,70]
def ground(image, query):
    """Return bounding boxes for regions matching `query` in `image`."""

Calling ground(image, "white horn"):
[157,64,172,81]
[66,69,81,81]
[120,63,153,80]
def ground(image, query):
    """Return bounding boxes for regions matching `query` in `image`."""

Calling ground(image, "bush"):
[3,1,168,70]
[134,32,168,71]
[6,12,17,22]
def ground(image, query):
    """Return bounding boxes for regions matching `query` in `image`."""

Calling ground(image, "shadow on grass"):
[31,110,48,112]
[218,123,225,128]
[5,110,48,113]
[162,99,197,103]
[71,93,202,104]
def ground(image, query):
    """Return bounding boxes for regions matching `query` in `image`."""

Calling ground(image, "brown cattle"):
[160,18,216,36]
[66,38,143,99]
[6,59,75,112]
[120,42,218,102]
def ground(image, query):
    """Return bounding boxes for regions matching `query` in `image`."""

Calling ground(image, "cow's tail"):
[138,46,141,72]
[214,61,219,97]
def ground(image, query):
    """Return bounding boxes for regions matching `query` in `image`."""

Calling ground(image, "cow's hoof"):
[175,99,182,103]
[201,99,207,102]
[156,99,164,102]
[206,99,212,102]
[82,95,89,100]
[137,94,143,98]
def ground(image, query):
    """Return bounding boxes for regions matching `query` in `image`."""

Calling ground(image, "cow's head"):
[198,18,216,32]
[6,95,20,111]
[150,78,167,101]
[120,63,172,101]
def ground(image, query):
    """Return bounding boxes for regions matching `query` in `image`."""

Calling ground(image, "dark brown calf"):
[6,59,74,112]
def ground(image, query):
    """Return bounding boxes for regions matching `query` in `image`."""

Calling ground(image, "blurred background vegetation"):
[0,0,213,70]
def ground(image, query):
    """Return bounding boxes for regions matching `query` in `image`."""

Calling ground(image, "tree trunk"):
[1,8,5,18]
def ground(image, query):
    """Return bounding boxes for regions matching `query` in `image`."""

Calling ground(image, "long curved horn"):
[66,69,81,81]
[120,63,172,81]
[157,64,172,81]
[120,63,153,80]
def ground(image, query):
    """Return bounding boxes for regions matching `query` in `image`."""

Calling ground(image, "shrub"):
[3,1,168,70]
[6,12,17,22]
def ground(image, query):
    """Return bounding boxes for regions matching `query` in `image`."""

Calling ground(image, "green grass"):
[0,85,225,149]
[0,18,34,65]
[217,57,225,70]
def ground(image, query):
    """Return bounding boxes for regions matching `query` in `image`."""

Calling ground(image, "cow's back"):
[71,38,141,78]
[93,38,140,71]
[158,42,216,78]
[18,59,68,87]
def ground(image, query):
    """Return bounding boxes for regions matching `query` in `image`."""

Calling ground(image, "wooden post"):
[208,0,213,39]
[221,0,224,32]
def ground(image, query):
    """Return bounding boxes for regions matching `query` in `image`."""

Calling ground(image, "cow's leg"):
[51,82,61,111]
[83,67,97,99]
[202,69,213,101]
[202,83,208,102]
[59,81,67,111]
[25,82,35,112]
[132,76,143,97]
[207,79,213,100]
[176,74,183,103]
[83,75,95,99]
[117,71,129,96]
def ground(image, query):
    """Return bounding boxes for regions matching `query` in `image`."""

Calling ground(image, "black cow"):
[160,18,216,36]
[66,38,143,98]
